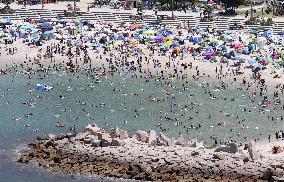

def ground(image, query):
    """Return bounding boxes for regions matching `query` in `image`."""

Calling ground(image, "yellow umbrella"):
[164,40,172,46]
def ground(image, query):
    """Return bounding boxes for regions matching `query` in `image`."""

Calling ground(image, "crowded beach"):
[0,1,284,181]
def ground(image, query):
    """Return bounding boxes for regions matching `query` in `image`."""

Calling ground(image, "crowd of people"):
[1,14,284,145]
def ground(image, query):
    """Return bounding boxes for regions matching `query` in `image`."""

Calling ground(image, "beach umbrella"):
[133,34,141,40]
[38,18,49,24]
[154,35,164,41]
[131,39,139,47]
[190,36,202,44]
[173,47,181,53]
[92,42,100,48]
[211,38,219,45]
[203,51,215,58]
[263,31,271,37]
[248,43,256,51]
[221,44,227,51]
[164,40,172,46]
[99,37,107,44]
[160,46,169,52]
[143,29,157,35]
[270,43,276,48]
[234,42,244,49]
[162,30,173,36]
[249,34,256,39]
[39,22,53,31]
[129,23,142,30]
[20,22,33,30]
[251,29,258,34]
[246,58,260,67]
[271,53,280,60]
[1,18,12,25]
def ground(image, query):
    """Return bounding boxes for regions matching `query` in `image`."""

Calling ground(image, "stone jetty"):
[18,123,284,181]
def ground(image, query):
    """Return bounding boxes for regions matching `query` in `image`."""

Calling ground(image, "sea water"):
[0,68,283,182]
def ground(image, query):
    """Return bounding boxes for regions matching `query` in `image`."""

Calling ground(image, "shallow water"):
[0,68,283,181]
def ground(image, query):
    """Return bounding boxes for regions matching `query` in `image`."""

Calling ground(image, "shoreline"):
[18,123,284,181]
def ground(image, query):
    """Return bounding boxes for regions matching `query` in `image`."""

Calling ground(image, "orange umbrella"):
[129,24,142,30]
[131,39,139,47]
[174,47,181,53]
[163,36,172,43]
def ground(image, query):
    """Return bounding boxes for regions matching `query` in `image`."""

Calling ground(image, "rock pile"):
[17,123,284,181]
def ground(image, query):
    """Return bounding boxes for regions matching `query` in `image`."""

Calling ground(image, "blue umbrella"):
[117,34,125,40]
[20,22,33,30]
[92,42,100,48]
[39,22,53,31]
[154,35,164,41]
[38,18,49,24]
[251,29,258,35]
[1,18,12,25]
[160,46,169,52]
[190,36,202,44]
[263,31,271,37]
[133,34,141,40]
[161,30,173,36]
[248,43,256,51]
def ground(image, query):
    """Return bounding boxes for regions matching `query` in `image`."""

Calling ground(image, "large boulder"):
[97,132,111,140]
[247,141,260,160]
[175,135,185,146]
[227,143,238,153]
[84,123,101,135]
[213,153,225,160]
[91,139,101,147]
[147,130,157,145]
[110,127,129,140]
[157,132,171,146]
[262,168,273,180]
[111,138,125,146]
[48,134,56,139]
[119,130,129,139]
[74,132,88,140]
[44,140,55,148]
[132,130,148,142]
[110,126,121,138]
[17,155,30,163]
[215,142,238,154]
[100,138,111,147]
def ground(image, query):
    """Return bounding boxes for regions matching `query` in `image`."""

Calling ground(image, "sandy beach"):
[0,1,284,182]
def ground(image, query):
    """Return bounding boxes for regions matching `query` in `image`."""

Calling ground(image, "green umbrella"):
[143,29,157,35]
[266,57,273,63]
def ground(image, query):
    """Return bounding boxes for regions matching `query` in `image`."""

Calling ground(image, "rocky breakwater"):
[18,123,284,181]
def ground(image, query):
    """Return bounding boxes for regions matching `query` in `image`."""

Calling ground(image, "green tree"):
[203,5,213,21]
[2,0,13,6]
[220,0,246,13]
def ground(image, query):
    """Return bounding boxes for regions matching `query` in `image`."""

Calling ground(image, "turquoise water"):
[0,67,283,181]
